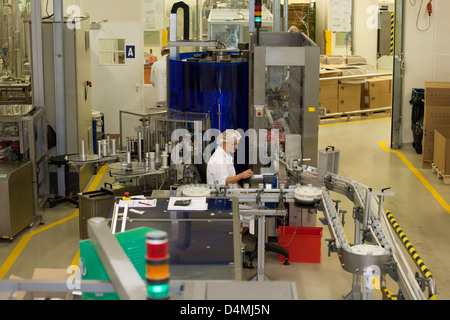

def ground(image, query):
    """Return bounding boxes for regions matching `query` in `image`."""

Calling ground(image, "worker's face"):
[224,140,239,153]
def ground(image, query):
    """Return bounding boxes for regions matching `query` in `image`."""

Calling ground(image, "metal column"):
[30,0,44,107]
[53,0,67,196]
[391,0,404,149]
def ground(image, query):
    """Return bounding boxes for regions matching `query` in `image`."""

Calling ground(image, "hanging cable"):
[290,0,312,37]
[412,0,433,32]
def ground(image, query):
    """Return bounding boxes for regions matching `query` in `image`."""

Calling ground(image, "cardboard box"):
[425,81,450,106]
[363,93,392,109]
[319,84,338,100]
[326,55,346,65]
[319,98,338,114]
[23,268,71,300]
[345,55,367,65]
[433,129,450,174]
[364,78,391,95]
[422,141,434,162]
[338,96,361,112]
[378,76,393,93]
[423,124,450,142]
[354,64,377,74]
[339,83,362,99]
[424,106,450,125]
[320,69,340,86]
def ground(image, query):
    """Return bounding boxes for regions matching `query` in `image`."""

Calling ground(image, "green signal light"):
[147,283,169,300]
[255,17,262,22]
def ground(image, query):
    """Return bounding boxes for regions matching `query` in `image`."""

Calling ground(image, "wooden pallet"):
[320,107,392,121]
[431,162,450,184]
[422,160,432,169]
[361,108,392,117]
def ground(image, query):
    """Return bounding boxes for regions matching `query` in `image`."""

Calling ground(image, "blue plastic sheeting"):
[168,52,249,133]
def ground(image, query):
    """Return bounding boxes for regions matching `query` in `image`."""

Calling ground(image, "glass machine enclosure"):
[207,5,273,48]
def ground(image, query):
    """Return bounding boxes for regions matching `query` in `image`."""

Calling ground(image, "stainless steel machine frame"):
[249,32,320,173]
[0,106,49,216]
[119,109,168,155]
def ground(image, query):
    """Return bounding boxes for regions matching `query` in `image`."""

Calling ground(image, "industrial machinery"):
[0,105,49,217]
[207,4,273,48]
[0,161,34,241]
[0,0,32,104]
[249,31,320,173]
[69,2,435,300]
[0,1,435,301]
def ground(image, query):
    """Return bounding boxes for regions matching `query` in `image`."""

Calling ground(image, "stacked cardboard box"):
[338,82,362,112]
[319,69,339,114]
[434,129,450,175]
[361,77,392,110]
[423,82,450,168]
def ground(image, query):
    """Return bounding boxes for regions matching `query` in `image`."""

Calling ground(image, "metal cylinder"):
[102,140,108,157]
[138,131,143,163]
[155,143,160,163]
[97,141,102,158]
[162,151,169,169]
[150,152,156,171]
[145,152,150,168]
[107,134,111,154]
[111,139,117,156]
[81,140,85,160]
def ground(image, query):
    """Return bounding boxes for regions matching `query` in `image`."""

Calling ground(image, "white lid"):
[181,186,211,197]
[294,184,322,203]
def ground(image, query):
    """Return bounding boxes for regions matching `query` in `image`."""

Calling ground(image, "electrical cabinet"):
[0,161,34,240]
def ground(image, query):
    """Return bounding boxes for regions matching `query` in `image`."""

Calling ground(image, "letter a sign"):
[126,45,136,59]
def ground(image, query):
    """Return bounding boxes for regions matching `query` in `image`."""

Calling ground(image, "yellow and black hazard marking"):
[382,287,396,300]
[386,211,432,279]
[390,12,395,56]
[386,210,437,299]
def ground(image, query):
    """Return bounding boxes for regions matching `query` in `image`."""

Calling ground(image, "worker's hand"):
[239,169,254,180]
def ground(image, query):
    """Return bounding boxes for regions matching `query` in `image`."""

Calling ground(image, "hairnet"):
[161,46,170,53]
[216,129,242,146]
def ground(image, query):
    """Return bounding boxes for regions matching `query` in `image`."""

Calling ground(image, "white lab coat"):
[150,55,168,106]
[207,146,251,228]
[206,146,236,185]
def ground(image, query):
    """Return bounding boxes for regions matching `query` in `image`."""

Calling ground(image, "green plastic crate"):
[79,227,157,300]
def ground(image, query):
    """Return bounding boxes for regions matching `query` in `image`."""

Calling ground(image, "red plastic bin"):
[277,226,323,263]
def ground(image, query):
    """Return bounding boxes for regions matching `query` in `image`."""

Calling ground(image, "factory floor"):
[1,113,450,301]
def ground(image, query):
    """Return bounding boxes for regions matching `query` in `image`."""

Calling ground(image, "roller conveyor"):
[176,161,436,300]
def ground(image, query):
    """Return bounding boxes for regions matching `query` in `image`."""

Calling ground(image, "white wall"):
[401,0,450,144]
[352,0,379,66]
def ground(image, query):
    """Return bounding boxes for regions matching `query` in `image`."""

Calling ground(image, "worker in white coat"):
[207,129,254,231]
[206,129,253,187]
[150,46,170,107]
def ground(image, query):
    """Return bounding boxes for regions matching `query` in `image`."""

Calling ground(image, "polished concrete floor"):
[1,114,450,300]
